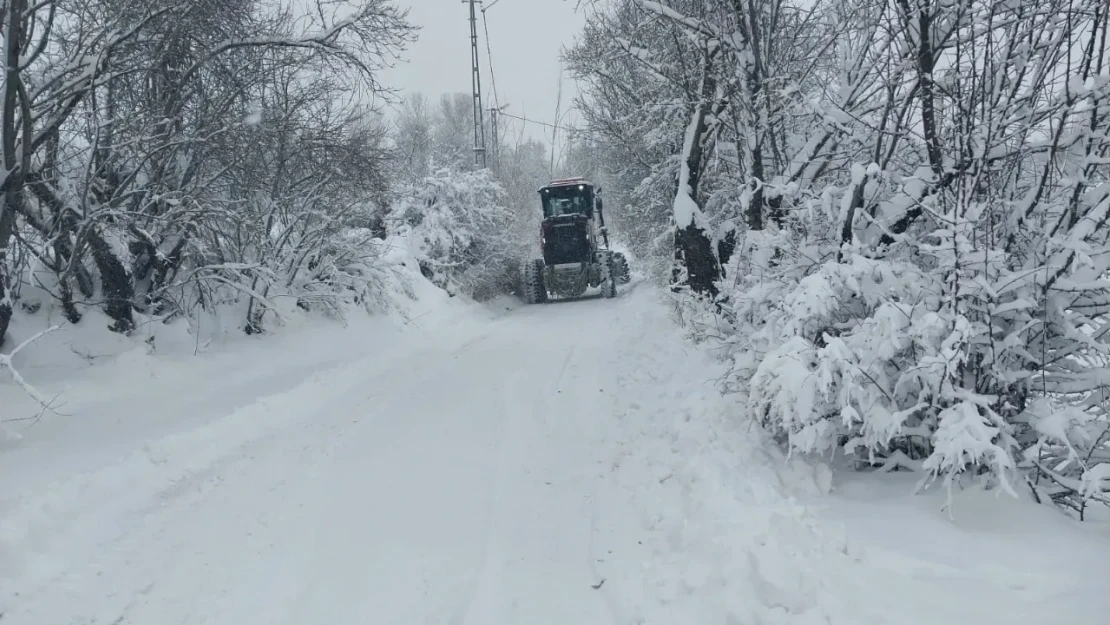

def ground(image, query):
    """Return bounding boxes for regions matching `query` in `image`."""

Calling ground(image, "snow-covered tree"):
[0,0,416,343]
[571,0,1110,517]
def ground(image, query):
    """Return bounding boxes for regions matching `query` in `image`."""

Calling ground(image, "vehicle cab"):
[538,178,600,268]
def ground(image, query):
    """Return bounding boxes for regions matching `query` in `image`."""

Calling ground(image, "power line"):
[479,6,504,172]
[499,111,579,134]
[471,0,578,149]
[480,8,500,109]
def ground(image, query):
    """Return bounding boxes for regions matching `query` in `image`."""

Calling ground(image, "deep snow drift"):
[1,275,1107,624]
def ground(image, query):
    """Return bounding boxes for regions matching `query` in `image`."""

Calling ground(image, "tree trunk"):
[0,0,27,348]
[0,198,14,348]
[717,223,737,276]
[86,228,135,333]
[730,0,770,231]
[676,223,720,296]
[671,45,721,297]
[885,0,941,240]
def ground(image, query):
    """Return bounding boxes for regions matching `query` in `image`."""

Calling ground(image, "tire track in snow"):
[447,308,621,625]
[447,374,511,625]
[587,459,630,625]
[0,332,473,624]
[448,340,549,625]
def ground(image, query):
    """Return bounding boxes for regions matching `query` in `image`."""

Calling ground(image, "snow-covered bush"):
[709,169,1110,515]
[390,168,518,301]
[722,224,1110,517]
[569,0,1110,517]
[0,0,416,345]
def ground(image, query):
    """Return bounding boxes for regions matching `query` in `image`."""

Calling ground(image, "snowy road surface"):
[2,288,634,625]
[2,284,1107,624]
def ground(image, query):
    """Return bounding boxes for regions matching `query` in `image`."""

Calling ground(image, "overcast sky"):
[382,0,587,143]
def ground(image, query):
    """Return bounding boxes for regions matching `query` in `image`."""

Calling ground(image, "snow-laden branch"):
[0,325,60,431]
[174,3,406,90]
[638,1,723,44]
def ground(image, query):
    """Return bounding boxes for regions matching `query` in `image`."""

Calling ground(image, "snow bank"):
[824,472,1110,611]
[592,289,1109,623]
[0,234,469,431]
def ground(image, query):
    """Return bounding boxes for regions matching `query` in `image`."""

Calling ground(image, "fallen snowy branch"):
[1,326,61,430]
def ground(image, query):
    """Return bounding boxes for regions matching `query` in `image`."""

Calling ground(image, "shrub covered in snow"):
[0,0,416,345]
[727,247,1108,518]
[568,0,1110,517]
[389,168,519,301]
[710,194,1110,518]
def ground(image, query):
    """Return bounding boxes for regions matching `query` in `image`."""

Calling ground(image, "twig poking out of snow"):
[1,326,63,433]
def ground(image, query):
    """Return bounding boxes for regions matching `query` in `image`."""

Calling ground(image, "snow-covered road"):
[2,283,1107,624]
[1,286,641,624]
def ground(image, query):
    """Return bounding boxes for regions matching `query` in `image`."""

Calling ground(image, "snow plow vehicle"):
[523,178,630,304]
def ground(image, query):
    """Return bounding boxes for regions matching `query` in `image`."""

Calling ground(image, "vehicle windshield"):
[540,185,593,218]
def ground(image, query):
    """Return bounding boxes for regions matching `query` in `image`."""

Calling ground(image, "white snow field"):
[2,280,1108,624]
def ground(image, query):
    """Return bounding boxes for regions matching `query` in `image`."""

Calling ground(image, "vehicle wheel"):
[523,258,547,304]
[613,252,631,284]
[600,256,617,299]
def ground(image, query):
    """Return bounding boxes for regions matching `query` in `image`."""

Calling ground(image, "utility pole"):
[464,0,487,169]
[489,106,498,173]
[488,104,508,174]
